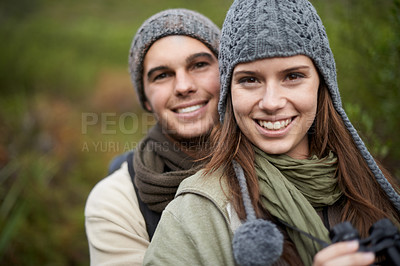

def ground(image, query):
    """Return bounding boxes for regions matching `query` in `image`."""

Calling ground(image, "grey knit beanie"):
[129,8,220,111]
[219,0,400,264]
[219,0,400,209]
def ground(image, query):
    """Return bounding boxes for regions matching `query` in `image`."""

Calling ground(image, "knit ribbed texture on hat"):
[219,0,400,212]
[129,8,220,111]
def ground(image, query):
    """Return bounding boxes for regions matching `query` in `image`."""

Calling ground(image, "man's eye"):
[154,73,168,81]
[193,62,208,69]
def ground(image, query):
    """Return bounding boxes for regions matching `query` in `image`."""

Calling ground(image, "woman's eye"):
[286,73,304,81]
[238,77,258,84]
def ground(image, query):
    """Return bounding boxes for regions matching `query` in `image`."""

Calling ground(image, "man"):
[84,8,220,265]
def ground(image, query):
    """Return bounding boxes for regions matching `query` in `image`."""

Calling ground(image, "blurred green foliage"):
[0,0,399,264]
[312,0,400,171]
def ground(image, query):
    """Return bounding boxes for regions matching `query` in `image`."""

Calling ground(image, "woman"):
[144,1,400,265]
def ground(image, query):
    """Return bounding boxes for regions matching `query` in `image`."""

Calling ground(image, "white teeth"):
[258,118,292,130]
[176,104,204,114]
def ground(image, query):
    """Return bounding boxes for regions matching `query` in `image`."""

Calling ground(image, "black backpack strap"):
[108,151,132,175]
[126,151,161,240]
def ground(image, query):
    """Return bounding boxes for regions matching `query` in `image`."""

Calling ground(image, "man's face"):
[143,35,220,142]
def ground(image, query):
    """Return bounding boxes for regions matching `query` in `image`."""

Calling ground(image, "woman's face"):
[231,55,320,159]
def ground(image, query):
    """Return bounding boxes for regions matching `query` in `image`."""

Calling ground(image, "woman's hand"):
[313,241,375,266]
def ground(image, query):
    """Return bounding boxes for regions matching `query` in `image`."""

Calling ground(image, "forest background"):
[1,0,399,264]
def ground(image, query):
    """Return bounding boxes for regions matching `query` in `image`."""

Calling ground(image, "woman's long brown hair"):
[204,82,400,239]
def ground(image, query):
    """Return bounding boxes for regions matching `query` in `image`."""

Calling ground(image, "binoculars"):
[330,218,400,265]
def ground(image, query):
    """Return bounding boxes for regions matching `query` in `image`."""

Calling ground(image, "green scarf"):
[254,147,342,265]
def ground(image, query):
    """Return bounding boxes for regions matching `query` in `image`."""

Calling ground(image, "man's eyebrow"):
[146,52,215,80]
[147,66,168,80]
[186,52,215,65]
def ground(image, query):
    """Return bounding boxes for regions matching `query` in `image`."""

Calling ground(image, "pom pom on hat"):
[233,219,283,266]
[232,160,284,265]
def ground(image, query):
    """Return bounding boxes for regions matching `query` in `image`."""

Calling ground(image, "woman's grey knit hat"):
[129,8,220,111]
[219,0,400,211]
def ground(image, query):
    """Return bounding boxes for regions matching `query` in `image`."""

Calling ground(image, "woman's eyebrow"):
[233,65,310,77]
[233,70,258,78]
[279,65,310,74]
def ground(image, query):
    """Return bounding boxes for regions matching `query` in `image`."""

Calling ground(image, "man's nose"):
[174,70,196,96]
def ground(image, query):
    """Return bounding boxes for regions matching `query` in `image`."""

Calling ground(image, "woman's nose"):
[258,84,286,112]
